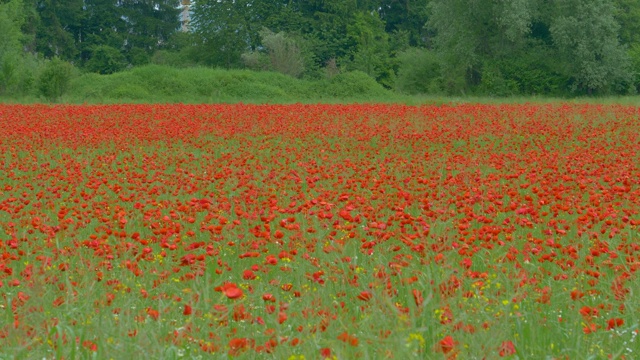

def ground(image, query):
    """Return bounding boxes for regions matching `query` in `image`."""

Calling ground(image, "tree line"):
[2,0,640,98]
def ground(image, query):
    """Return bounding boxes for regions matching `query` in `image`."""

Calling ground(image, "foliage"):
[191,0,258,68]
[627,43,640,91]
[117,0,180,55]
[34,0,82,61]
[426,0,635,96]
[243,29,305,78]
[0,0,43,97]
[261,29,305,78]
[550,0,634,94]
[37,56,73,101]
[5,0,640,98]
[614,0,640,45]
[427,0,536,94]
[317,70,389,98]
[65,65,398,103]
[344,12,395,88]
[379,0,431,47]
[0,0,26,55]
[31,0,178,69]
[241,51,270,72]
[395,47,441,95]
[85,45,128,75]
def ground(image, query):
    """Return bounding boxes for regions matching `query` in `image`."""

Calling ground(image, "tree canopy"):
[2,0,640,96]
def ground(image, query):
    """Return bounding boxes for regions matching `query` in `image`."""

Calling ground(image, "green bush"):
[497,46,567,96]
[85,45,128,74]
[242,29,306,79]
[65,65,399,103]
[395,48,441,95]
[37,57,74,102]
[319,71,389,98]
[478,62,519,97]
[129,65,188,96]
[127,47,150,66]
[627,44,640,93]
[0,52,20,95]
[0,52,44,97]
[106,83,151,100]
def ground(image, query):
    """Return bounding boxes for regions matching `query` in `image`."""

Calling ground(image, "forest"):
[2,0,640,100]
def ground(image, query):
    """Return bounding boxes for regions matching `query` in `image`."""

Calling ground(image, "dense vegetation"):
[3,0,640,101]
[66,66,393,103]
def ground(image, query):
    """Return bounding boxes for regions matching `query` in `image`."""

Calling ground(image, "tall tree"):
[118,0,180,56]
[191,0,260,67]
[0,0,25,56]
[428,0,535,92]
[35,0,83,60]
[550,0,632,93]
[427,0,632,95]
[379,0,431,46]
[345,11,394,86]
[1,0,40,95]
[614,0,640,46]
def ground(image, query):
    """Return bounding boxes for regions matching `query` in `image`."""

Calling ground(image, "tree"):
[259,29,305,77]
[428,0,535,93]
[85,44,128,74]
[0,0,25,56]
[117,0,181,55]
[379,0,431,47]
[614,0,640,46]
[550,0,633,94]
[395,47,440,94]
[0,0,28,95]
[191,0,262,67]
[35,0,83,60]
[345,11,394,87]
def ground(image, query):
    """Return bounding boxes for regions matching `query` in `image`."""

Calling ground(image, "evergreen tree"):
[35,0,83,60]
[118,0,181,57]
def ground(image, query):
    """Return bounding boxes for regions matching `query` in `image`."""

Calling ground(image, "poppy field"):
[0,103,639,359]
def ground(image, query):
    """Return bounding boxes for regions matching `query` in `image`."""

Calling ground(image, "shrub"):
[65,65,396,103]
[85,45,128,74]
[243,29,305,78]
[321,71,388,98]
[127,47,150,66]
[38,57,74,102]
[627,44,640,93]
[478,61,519,97]
[241,51,270,72]
[395,47,441,94]
[106,83,151,100]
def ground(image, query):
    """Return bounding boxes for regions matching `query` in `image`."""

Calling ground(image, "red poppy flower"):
[357,291,373,301]
[215,282,243,299]
[606,318,624,330]
[183,304,192,316]
[498,340,516,357]
[320,348,332,359]
[225,287,243,299]
[438,335,456,354]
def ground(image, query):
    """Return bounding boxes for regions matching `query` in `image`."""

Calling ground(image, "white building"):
[179,0,192,32]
